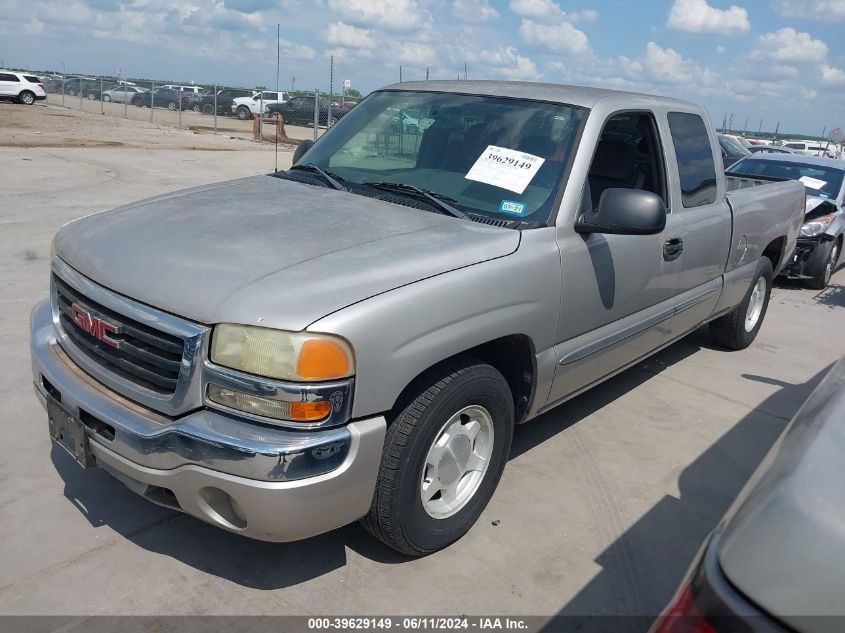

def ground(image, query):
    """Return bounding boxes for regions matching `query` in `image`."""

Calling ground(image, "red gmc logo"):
[70,303,121,348]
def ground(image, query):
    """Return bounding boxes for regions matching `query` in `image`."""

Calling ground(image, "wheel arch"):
[388,334,537,425]
[761,235,787,274]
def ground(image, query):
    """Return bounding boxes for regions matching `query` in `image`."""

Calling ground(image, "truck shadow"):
[49,327,814,594]
[538,363,831,633]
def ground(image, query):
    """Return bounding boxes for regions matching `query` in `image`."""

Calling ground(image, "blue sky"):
[1,0,843,133]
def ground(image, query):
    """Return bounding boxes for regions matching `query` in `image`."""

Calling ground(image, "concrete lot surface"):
[1,102,844,629]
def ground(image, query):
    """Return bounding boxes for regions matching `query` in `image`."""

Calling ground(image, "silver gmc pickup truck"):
[30,81,805,555]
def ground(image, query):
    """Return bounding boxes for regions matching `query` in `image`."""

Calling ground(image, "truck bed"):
[724,176,805,274]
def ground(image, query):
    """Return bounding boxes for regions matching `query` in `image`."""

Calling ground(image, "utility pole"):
[291,76,295,92]
[743,116,748,136]
[328,54,333,129]
[426,67,429,81]
[464,61,467,80]
[773,121,780,142]
[728,113,733,133]
[399,66,403,83]
[758,119,763,135]
[821,125,827,141]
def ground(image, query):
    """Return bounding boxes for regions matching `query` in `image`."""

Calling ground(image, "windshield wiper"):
[362,181,468,219]
[288,164,347,191]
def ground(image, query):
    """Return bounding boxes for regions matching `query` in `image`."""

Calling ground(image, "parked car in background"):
[0,70,46,105]
[33,81,804,555]
[101,86,146,103]
[650,353,845,633]
[64,77,97,97]
[781,140,831,156]
[130,88,188,111]
[718,133,752,167]
[748,145,797,154]
[42,76,65,93]
[160,85,203,94]
[232,90,289,120]
[267,95,352,126]
[199,88,256,115]
[727,153,844,288]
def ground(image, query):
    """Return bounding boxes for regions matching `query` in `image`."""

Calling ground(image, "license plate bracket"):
[47,397,93,468]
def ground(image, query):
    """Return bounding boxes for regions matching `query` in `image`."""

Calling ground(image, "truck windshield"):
[291,90,587,224]
[728,158,844,200]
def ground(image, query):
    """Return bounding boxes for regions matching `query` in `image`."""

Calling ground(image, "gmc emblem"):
[70,303,121,348]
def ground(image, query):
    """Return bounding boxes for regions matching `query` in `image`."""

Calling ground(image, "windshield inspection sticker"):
[499,200,527,216]
[465,145,545,194]
[799,176,827,190]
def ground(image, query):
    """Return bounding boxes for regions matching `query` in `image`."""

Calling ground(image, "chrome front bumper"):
[31,299,386,542]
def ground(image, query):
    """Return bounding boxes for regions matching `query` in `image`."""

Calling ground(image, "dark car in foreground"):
[727,154,843,289]
[651,354,845,633]
[267,95,353,127]
[130,88,188,111]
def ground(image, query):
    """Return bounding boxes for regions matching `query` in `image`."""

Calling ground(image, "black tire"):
[87,92,97,100]
[236,106,251,120]
[102,94,111,102]
[806,238,840,290]
[201,103,214,115]
[361,357,514,556]
[67,89,76,97]
[710,257,773,350]
[167,101,178,111]
[18,91,35,105]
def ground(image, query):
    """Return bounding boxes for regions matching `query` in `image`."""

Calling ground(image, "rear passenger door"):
[661,110,731,338]
[0,73,19,97]
[547,107,684,407]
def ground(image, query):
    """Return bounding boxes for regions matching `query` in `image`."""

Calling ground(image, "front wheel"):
[710,257,773,350]
[361,357,513,555]
[87,92,97,100]
[201,103,214,115]
[102,94,111,102]
[167,101,178,111]
[806,239,840,290]
[19,91,35,105]
[236,106,252,120]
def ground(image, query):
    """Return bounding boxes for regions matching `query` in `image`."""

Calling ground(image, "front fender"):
[308,229,562,419]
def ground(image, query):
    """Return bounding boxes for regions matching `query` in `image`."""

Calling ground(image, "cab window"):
[667,112,717,208]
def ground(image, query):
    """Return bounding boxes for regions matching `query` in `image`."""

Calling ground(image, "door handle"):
[663,237,684,262]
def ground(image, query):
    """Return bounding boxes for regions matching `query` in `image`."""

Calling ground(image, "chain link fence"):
[37,70,363,144]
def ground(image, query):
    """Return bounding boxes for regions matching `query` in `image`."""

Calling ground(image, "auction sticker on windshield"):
[465,145,545,194]
[799,176,827,190]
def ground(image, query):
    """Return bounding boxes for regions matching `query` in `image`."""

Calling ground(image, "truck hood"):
[55,175,520,330]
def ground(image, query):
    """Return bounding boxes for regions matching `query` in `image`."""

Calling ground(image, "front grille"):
[54,274,185,394]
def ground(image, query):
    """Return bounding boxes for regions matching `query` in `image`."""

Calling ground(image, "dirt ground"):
[0,98,316,149]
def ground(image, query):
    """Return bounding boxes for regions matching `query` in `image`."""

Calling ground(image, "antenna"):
[275,23,280,173]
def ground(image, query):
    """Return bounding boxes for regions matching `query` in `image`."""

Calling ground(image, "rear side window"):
[668,112,717,208]
[0,73,18,81]
[24,75,40,83]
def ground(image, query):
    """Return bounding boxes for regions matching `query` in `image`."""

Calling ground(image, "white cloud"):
[453,0,499,21]
[509,0,563,20]
[388,40,436,65]
[821,64,845,84]
[519,18,589,54]
[477,46,540,80]
[755,27,828,63]
[327,0,430,31]
[569,9,599,23]
[642,41,719,85]
[716,45,726,53]
[666,0,750,34]
[325,22,375,49]
[777,0,845,22]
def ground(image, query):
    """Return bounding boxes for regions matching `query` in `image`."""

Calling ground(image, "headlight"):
[210,324,354,381]
[800,213,836,237]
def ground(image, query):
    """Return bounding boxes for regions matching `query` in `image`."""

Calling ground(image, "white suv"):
[232,91,289,120]
[0,71,46,105]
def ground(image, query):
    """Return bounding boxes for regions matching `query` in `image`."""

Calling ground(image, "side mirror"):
[575,188,667,235]
[292,139,315,165]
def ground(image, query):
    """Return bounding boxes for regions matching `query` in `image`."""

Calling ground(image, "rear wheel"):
[167,101,178,111]
[710,257,773,350]
[18,91,35,105]
[87,92,97,100]
[806,239,840,290]
[103,94,111,102]
[201,103,214,115]
[191,103,201,112]
[236,106,252,120]
[361,357,513,555]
